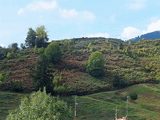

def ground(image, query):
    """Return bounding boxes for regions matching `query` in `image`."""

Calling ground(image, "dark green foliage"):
[6,89,72,120]
[130,92,138,100]
[0,74,5,81]
[44,42,63,62]
[31,54,53,93]
[25,26,49,48]
[118,42,123,50]
[113,75,128,88]
[0,48,8,60]
[8,43,19,50]
[25,28,36,48]
[86,51,104,77]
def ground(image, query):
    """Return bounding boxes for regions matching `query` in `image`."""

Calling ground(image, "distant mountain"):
[129,31,160,41]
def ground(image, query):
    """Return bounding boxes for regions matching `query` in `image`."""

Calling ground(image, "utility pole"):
[126,96,129,118]
[115,106,118,120]
[74,95,78,120]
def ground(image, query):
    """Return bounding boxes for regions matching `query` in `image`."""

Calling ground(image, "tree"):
[20,43,26,49]
[35,25,49,47]
[86,51,105,77]
[8,43,19,50]
[31,54,53,93]
[44,42,63,62]
[6,89,72,120]
[25,28,36,48]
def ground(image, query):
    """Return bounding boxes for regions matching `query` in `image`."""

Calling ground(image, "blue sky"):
[1,0,160,47]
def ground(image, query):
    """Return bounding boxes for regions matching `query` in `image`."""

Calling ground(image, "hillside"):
[129,31,160,41]
[1,37,160,95]
[1,37,160,119]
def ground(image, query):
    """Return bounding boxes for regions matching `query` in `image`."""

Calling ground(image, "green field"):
[1,83,159,120]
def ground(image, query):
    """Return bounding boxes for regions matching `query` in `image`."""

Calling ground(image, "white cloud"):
[60,9,78,18]
[59,9,95,20]
[17,0,57,15]
[26,0,57,11]
[144,20,160,33]
[0,44,4,47]
[120,19,160,40]
[120,27,142,40]
[127,0,147,10]
[84,33,110,38]
[18,8,24,15]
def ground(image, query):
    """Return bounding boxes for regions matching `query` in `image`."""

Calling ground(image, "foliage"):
[0,74,5,81]
[130,92,138,100]
[8,43,19,51]
[35,25,49,48]
[0,47,8,60]
[44,42,63,62]
[7,52,15,59]
[6,89,72,120]
[113,75,128,88]
[31,54,53,93]
[53,73,70,95]
[86,51,104,77]
[25,28,36,48]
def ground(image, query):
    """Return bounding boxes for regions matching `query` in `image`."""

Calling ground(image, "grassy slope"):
[64,83,160,120]
[0,91,29,120]
[1,83,160,120]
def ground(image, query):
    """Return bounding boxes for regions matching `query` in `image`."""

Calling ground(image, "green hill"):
[1,37,160,119]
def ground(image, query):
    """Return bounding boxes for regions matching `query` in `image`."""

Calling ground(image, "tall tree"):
[31,54,53,93]
[44,42,63,62]
[25,28,36,48]
[86,51,105,77]
[35,25,49,47]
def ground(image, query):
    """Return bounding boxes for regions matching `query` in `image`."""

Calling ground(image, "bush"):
[130,92,138,100]
[7,52,14,59]
[6,88,72,120]
[86,51,105,77]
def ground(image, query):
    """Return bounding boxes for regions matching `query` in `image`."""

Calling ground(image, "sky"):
[1,0,160,47]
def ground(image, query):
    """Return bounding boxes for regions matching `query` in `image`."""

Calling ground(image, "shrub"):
[86,51,105,77]
[7,52,14,59]
[130,92,138,100]
[38,47,44,54]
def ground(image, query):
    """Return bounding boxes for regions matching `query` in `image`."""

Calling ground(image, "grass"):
[61,83,160,120]
[0,83,160,119]
[0,91,28,120]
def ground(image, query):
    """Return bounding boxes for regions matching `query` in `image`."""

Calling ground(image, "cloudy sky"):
[1,0,160,47]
